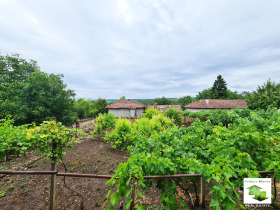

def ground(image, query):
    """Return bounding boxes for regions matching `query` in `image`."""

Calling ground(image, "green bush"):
[92,113,116,136]
[133,115,176,137]
[104,118,132,150]
[142,109,162,119]
[164,108,182,126]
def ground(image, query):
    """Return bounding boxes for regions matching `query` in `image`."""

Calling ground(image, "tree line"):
[1,53,279,125]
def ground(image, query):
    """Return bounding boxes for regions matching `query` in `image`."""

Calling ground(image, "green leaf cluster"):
[92,113,116,136]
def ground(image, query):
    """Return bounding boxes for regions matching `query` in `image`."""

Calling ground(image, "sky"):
[0,0,280,99]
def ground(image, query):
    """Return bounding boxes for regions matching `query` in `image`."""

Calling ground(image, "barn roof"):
[105,100,145,109]
[185,99,248,109]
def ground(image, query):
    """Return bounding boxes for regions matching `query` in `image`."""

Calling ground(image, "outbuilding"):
[105,99,145,117]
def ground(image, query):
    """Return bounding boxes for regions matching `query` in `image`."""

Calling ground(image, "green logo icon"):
[247,185,268,201]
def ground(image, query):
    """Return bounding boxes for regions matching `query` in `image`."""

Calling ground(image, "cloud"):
[1,0,280,99]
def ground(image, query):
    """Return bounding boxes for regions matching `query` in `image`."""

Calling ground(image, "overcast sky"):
[1,0,280,99]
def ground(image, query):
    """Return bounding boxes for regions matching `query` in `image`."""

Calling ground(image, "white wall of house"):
[136,108,145,116]
[108,108,145,117]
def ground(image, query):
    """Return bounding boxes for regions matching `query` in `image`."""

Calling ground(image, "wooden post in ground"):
[49,143,57,210]
[129,179,136,210]
[200,177,206,208]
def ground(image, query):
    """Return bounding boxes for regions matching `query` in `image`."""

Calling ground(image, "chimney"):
[206,99,209,104]
[154,103,157,110]
[145,101,148,108]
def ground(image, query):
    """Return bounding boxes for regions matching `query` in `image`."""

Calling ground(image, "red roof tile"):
[106,100,145,109]
[185,99,248,109]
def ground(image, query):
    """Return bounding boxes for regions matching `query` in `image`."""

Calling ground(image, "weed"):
[94,166,98,172]
[25,189,29,194]
[100,151,105,155]
[109,169,114,173]
[103,160,107,164]
[71,160,86,167]
[8,185,15,191]
[0,190,6,198]
[95,199,101,207]
[107,152,111,155]
[67,167,74,173]
[97,187,100,191]
[82,168,86,174]
[90,153,95,158]
[97,158,101,162]
[34,162,38,167]
[19,183,25,188]
[99,171,103,175]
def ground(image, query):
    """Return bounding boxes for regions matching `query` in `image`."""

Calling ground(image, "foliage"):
[182,108,251,127]
[0,117,32,160]
[31,121,84,162]
[0,118,85,162]
[106,109,280,209]
[0,54,38,124]
[154,96,174,105]
[177,96,193,110]
[22,70,77,125]
[93,98,108,114]
[164,108,182,126]
[141,109,162,119]
[245,79,280,109]
[74,98,96,119]
[195,75,243,101]
[0,54,77,125]
[92,113,116,136]
[104,118,132,150]
[211,75,228,99]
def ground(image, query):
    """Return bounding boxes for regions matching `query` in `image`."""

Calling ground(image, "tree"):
[0,54,39,124]
[93,98,108,114]
[154,96,174,105]
[177,96,193,110]
[211,75,228,99]
[245,79,280,109]
[22,70,77,125]
[0,53,77,125]
[195,88,212,100]
[74,98,97,119]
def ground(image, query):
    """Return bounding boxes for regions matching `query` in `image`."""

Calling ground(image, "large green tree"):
[0,54,77,125]
[245,79,280,109]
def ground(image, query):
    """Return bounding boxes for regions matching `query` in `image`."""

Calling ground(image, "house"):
[146,103,183,113]
[185,99,248,112]
[105,99,145,117]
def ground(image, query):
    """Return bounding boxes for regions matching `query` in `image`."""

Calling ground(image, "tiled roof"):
[146,105,183,113]
[105,100,145,109]
[185,99,248,109]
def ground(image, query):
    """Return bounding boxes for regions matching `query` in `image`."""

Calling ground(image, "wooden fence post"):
[49,143,57,210]
[200,177,206,208]
[129,178,136,210]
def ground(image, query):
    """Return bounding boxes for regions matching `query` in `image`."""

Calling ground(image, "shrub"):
[142,109,162,119]
[164,108,182,126]
[132,115,176,137]
[92,113,116,136]
[104,118,132,150]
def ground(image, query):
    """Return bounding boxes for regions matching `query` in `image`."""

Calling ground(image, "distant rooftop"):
[105,99,145,109]
[185,99,248,109]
